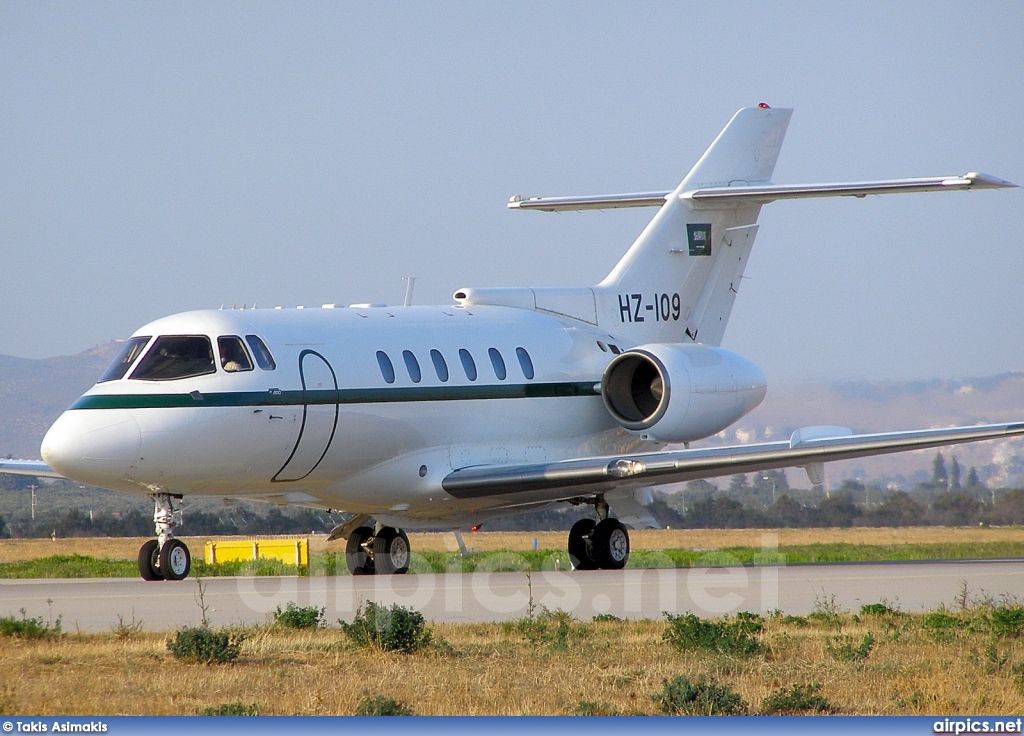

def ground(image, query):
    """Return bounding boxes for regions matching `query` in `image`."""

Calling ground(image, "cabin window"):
[245,335,276,370]
[403,350,422,383]
[376,351,395,384]
[98,336,151,382]
[516,347,535,380]
[218,336,254,373]
[130,335,216,381]
[430,349,449,382]
[459,349,477,381]
[488,348,507,380]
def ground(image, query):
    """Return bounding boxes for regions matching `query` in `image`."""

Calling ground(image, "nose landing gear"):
[137,493,191,581]
[567,495,630,571]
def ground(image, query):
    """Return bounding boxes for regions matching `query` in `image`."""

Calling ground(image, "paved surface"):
[3,559,1024,631]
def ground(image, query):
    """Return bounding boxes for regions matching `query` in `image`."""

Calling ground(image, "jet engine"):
[601,344,767,443]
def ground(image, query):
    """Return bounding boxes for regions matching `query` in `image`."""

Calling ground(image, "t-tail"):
[459,105,1015,346]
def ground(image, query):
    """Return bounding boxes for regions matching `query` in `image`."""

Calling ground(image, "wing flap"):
[442,422,1024,500]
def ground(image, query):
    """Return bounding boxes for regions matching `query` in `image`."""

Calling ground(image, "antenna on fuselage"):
[403,277,417,307]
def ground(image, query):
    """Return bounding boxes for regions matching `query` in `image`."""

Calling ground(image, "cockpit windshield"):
[130,335,216,381]
[97,336,151,383]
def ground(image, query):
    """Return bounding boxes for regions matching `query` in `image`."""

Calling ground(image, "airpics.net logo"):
[934,718,1024,734]
[687,223,712,256]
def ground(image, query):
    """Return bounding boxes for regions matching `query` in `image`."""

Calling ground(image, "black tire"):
[568,518,598,571]
[159,539,191,581]
[592,518,630,570]
[373,527,410,575]
[138,539,163,581]
[346,526,375,575]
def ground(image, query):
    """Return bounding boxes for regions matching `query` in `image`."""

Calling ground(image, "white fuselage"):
[39,303,765,528]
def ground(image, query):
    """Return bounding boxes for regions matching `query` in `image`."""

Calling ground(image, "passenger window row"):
[376,347,534,385]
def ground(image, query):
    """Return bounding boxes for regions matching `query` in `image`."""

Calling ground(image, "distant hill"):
[3,343,1024,489]
[0,342,120,459]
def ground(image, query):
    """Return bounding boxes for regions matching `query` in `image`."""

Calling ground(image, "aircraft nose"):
[41,409,141,487]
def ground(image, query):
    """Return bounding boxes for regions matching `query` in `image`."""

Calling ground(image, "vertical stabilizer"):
[594,106,792,346]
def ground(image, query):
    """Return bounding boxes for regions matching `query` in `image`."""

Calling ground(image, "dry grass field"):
[3,609,1024,716]
[4,526,1024,563]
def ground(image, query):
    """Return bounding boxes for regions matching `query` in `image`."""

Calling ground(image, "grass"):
[4,604,1024,714]
[6,540,1024,579]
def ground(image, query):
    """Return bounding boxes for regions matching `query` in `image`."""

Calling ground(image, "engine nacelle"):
[601,344,767,443]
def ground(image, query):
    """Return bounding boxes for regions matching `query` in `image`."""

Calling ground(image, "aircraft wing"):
[442,421,1024,500]
[0,459,64,479]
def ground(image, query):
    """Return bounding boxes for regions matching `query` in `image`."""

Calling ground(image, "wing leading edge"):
[442,422,1024,500]
[0,459,63,479]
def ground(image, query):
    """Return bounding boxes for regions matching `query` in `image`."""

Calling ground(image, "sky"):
[1,2,1022,384]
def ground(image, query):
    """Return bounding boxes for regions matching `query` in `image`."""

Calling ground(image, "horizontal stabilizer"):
[508,172,1017,212]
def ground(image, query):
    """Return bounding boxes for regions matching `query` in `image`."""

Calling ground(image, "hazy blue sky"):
[2,2,1021,383]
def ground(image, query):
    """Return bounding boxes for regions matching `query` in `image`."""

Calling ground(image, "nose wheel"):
[137,493,191,581]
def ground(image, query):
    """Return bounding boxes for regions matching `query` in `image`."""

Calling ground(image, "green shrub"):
[653,675,746,715]
[592,613,622,622]
[662,612,763,656]
[860,602,901,617]
[503,608,586,649]
[923,611,965,630]
[340,602,431,653]
[991,606,1024,638]
[272,602,325,629]
[572,700,618,716]
[825,633,874,662]
[166,627,243,664]
[354,694,414,716]
[201,702,260,716]
[761,683,834,714]
[0,609,60,639]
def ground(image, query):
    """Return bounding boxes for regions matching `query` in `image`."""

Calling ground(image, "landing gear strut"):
[567,495,630,571]
[345,523,410,576]
[137,493,191,581]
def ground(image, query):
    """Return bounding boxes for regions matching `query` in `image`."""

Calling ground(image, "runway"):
[4,559,1024,631]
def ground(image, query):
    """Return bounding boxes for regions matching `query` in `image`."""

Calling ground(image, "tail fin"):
[595,106,792,346]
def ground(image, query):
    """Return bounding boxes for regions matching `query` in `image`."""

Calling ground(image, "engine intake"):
[601,344,766,443]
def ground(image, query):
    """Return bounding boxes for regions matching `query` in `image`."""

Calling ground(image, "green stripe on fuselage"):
[70,381,600,410]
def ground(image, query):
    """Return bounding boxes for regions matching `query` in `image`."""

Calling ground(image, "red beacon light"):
[757,102,771,109]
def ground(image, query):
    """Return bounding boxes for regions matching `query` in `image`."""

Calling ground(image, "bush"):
[201,702,260,716]
[273,602,325,629]
[825,633,874,662]
[860,602,900,617]
[662,612,762,656]
[0,609,60,639]
[166,627,243,664]
[761,683,834,714]
[340,602,431,653]
[653,675,746,715]
[354,694,414,716]
[991,606,1024,638]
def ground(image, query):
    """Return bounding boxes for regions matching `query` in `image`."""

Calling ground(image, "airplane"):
[1,104,1020,582]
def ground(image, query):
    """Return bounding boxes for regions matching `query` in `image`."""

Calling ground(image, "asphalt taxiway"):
[3,559,1023,631]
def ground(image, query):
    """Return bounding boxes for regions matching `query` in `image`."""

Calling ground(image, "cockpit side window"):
[98,336,151,383]
[130,335,216,381]
[218,336,254,373]
[245,335,277,371]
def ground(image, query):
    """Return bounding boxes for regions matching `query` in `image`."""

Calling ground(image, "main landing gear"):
[138,493,192,582]
[568,496,630,571]
[345,523,411,576]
